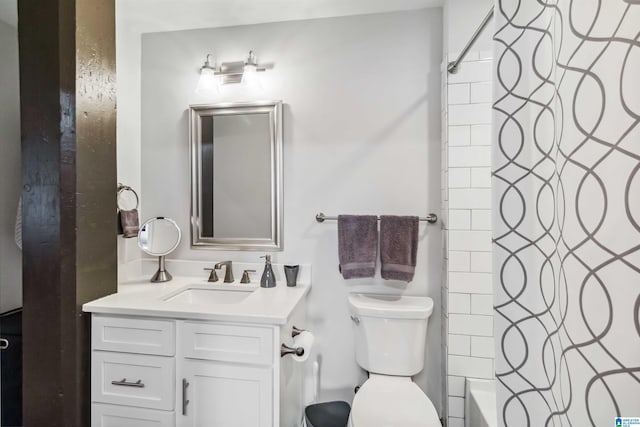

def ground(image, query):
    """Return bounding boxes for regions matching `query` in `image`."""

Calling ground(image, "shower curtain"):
[493,1,640,426]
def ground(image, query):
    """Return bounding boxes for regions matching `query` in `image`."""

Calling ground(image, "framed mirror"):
[190,101,283,250]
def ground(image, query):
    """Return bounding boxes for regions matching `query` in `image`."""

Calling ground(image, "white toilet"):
[347,293,440,427]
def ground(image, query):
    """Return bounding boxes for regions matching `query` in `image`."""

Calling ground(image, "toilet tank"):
[348,294,434,376]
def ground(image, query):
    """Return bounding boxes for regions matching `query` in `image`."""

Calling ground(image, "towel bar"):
[117,183,139,210]
[315,212,438,224]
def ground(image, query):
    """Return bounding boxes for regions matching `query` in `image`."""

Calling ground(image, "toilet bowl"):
[347,294,439,427]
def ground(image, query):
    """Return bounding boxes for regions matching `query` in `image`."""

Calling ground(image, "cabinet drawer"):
[180,322,273,365]
[92,315,175,356]
[92,352,174,410]
[91,403,174,427]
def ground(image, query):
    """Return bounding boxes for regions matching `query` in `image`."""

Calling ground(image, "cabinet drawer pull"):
[111,378,145,388]
[0,339,8,350]
[182,378,190,415]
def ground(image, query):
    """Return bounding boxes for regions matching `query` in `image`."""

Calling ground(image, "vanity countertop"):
[82,277,310,325]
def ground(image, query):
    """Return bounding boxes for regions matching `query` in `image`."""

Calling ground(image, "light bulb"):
[242,50,263,90]
[196,67,218,96]
[242,65,264,90]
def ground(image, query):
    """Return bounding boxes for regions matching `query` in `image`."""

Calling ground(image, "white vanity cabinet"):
[90,304,305,427]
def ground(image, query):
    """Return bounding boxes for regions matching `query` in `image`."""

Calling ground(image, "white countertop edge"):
[82,275,310,325]
[83,306,297,325]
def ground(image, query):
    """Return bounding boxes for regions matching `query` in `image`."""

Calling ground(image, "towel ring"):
[117,183,139,211]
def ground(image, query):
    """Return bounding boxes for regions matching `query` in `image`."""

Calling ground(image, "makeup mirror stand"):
[151,255,172,283]
[138,217,181,283]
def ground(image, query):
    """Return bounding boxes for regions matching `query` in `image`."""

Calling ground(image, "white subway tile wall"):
[449,396,465,418]
[440,61,450,422]
[448,146,491,167]
[449,272,492,294]
[470,252,492,272]
[471,167,492,188]
[471,209,492,230]
[447,59,492,84]
[448,334,471,356]
[449,126,471,146]
[448,103,492,125]
[470,81,492,103]
[471,124,491,146]
[449,251,470,272]
[449,189,492,209]
[449,210,471,230]
[471,294,494,315]
[448,84,471,105]
[449,230,492,252]
[448,375,466,397]
[471,336,496,358]
[448,355,494,378]
[449,168,471,188]
[449,293,471,314]
[442,53,494,426]
[449,314,493,336]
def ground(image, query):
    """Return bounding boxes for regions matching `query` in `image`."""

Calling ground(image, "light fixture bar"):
[196,50,269,90]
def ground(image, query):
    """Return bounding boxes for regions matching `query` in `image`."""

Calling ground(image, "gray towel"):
[338,215,378,279]
[380,215,418,282]
[120,209,140,238]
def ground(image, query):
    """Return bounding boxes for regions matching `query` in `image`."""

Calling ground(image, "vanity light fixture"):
[195,50,268,94]
[195,54,219,95]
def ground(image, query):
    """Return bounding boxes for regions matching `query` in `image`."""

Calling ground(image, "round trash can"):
[305,401,351,427]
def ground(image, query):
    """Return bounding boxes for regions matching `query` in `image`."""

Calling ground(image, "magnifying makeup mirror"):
[138,217,181,282]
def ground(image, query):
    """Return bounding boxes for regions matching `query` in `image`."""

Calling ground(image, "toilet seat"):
[349,375,440,427]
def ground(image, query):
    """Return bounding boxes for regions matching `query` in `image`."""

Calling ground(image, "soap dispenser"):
[260,255,276,288]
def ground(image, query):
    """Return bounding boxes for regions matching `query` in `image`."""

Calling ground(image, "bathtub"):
[465,379,497,427]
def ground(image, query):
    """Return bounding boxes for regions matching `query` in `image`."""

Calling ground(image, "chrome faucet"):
[214,261,234,283]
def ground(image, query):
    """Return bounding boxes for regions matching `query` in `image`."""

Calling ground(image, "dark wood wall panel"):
[18,0,117,425]
[18,0,67,424]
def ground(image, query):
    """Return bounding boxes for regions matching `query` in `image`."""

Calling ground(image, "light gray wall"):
[444,0,493,55]
[141,9,443,411]
[116,0,144,275]
[0,18,22,313]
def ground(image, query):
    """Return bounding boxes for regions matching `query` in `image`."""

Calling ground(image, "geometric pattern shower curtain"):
[493,1,640,425]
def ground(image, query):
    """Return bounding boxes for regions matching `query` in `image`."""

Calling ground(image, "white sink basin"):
[162,284,257,305]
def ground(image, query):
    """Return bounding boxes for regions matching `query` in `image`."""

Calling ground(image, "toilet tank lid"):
[348,294,434,319]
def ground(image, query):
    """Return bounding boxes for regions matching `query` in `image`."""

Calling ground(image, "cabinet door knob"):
[0,338,8,350]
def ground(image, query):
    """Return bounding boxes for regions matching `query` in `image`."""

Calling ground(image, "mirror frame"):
[189,100,283,251]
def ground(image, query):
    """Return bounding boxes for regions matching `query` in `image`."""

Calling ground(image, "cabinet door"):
[179,359,272,427]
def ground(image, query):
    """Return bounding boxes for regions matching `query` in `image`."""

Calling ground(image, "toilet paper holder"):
[281,326,312,357]
[281,343,305,358]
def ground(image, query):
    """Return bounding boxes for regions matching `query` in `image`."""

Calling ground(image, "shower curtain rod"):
[447,6,494,74]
